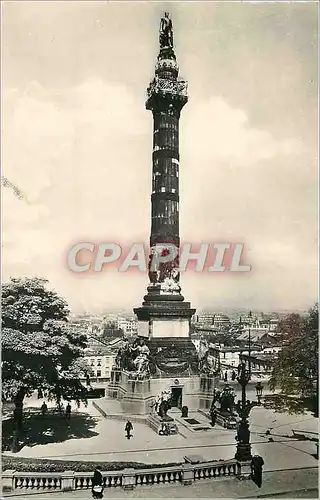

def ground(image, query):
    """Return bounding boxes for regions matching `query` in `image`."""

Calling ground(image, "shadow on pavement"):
[2,407,99,451]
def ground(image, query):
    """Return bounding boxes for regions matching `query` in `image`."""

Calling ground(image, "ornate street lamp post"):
[234,361,256,462]
[234,363,264,463]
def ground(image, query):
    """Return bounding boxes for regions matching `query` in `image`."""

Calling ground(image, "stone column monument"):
[134,13,198,369]
[108,14,216,416]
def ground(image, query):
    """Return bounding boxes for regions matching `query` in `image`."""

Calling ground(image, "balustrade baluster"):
[7,460,239,493]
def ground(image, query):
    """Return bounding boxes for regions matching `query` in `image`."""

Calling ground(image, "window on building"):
[97,370,102,377]
[161,187,166,192]
[97,359,101,367]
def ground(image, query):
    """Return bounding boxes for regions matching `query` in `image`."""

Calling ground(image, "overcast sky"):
[2,1,318,314]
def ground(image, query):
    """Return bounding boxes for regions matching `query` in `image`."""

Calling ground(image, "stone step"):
[93,400,147,424]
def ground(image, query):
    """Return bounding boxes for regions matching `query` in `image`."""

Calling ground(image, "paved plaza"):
[3,397,318,474]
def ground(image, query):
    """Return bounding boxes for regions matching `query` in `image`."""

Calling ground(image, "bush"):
[2,455,182,473]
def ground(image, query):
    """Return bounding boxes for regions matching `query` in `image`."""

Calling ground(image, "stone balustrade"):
[2,460,241,493]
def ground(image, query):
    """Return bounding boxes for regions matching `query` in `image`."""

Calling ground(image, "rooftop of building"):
[237,329,272,341]
[240,352,278,363]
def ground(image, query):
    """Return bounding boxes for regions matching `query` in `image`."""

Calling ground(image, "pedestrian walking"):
[224,371,228,382]
[125,420,133,439]
[231,370,236,381]
[251,455,264,488]
[65,402,71,420]
[41,401,48,417]
[91,466,104,498]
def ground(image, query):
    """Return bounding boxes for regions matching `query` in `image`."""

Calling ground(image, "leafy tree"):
[269,304,318,416]
[1,277,89,448]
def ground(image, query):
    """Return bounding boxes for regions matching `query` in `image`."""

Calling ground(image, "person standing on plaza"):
[125,420,133,439]
[41,401,48,417]
[251,455,264,488]
[65,402,71,420]
[91,466,104,498]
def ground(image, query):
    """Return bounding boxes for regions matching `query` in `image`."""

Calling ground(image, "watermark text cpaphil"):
[66,242,252,274]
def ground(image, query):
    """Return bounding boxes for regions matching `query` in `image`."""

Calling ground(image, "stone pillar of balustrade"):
[61,470,75,491]
[122,468,136,490]
[181,463,194,485]
[2,470,16,492]
[236,460,250,480]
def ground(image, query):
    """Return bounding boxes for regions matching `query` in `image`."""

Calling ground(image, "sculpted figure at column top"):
[159,12,173,49]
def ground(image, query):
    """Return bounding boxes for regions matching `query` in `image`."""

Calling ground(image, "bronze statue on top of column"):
[159,12,174,48]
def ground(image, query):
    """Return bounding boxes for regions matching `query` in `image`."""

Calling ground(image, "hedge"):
[2,455,182,473]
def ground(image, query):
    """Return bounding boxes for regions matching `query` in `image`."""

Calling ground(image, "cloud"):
[183,96,302,168]
[2,78,151,309]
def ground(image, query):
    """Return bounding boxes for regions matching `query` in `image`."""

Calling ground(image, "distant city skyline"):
[71,306,306,319]
[2,2,318,313]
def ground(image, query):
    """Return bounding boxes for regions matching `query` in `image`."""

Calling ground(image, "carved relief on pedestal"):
[148,342,199,376]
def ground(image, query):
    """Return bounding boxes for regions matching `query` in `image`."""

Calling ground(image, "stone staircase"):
[93,399,147,424]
